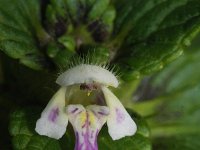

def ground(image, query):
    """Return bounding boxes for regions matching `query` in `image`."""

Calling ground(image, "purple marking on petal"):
[90,130,94,139]
[116,108,125,123]
[94,130,98,148]
[75,132,84,150]
[98,111,107,115]
[82,123,86,129]
[48,107,59,122]
[71,108,79,114]
[90,108,109,120]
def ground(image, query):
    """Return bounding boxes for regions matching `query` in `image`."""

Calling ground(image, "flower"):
[35,64,137,149]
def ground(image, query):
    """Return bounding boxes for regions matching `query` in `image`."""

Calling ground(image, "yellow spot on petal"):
[88,111,96,127]
[78,112,87,125]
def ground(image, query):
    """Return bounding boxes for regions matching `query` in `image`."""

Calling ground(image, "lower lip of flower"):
[67,105,109,150]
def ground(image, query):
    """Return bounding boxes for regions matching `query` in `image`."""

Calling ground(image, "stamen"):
[87,92,91,96]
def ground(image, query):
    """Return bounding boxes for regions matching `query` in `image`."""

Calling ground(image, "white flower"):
[35,87,68,139]
[35,64,137,149]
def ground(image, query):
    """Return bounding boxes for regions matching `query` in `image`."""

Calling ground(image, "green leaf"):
[149,53,200,137]
[9,108,62,150]
[0,95,16,150]
[112,0,200,80]
[88,0,110,21]
[99,132,151,150]
[0,0,50,70]
[133,49,200,125]
[153,134,200,150]
[1,56,56,104]
[132,48,200,149]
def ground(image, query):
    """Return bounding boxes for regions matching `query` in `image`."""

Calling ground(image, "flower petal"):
[67,104,109,150]
[102,87,137,140]
[35,87,68,139]
[56,64,119,88]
